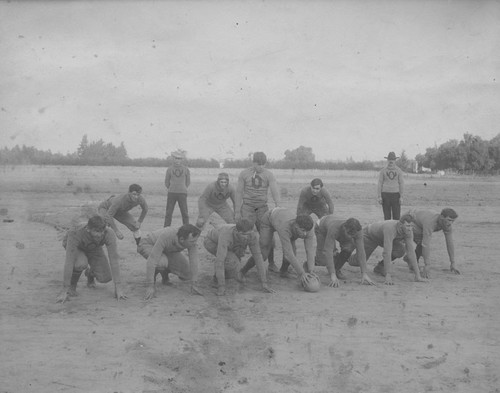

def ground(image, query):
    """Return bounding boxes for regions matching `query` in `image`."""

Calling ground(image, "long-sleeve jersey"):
[99,193,148,223]
[268,208,315,269]
[199,181,236,207]
[165,165,190,193]
[377,166,404,195]
[410,209,455,265]
[364,220,415,266]
[316,215,366,267]
[206,224,263,262]
[236,167,279,209]
[296,186,334,215]
[63,226,120,287]
[145,227,199,283]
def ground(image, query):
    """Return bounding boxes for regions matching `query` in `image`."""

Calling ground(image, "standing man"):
[377,151,405,220]
[56,215,127,303]
[348,214,427,285]
[98,183,148,244]
[203,219,274,295]
[137,224,202,300]
[314,216,374,287]
[374,208,460,278]
[235,151,280,271]
[240,207,317,289]
[164,150,190,227]
[195,172,236,229]
[296,178,334,219]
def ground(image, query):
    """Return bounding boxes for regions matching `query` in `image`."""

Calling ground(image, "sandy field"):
[1,165,499,393]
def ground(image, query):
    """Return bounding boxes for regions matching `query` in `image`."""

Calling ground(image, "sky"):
[1,0,499,162]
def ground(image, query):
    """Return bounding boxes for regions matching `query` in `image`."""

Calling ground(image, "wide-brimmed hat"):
[171,150,185,159]
[384,151,399,160]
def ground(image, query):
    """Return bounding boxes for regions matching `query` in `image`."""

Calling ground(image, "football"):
[303,275,321,293]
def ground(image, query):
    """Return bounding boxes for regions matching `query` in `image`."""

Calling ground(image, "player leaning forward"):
[203,219,275,295]
[98,183,148,244]
[240,207,318,289]
[314,216,375,287]
[137,224,203,300]
[196,172,236,228]
[348,214,427,285]
[56,215,127,303]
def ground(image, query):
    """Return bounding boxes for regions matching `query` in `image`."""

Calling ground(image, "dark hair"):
[252,152,267,165]
[343,218,362,234]
[129,184,142,193]
[217,173,229,182]
[295,215,314,231]
[235,218,254,233]
[399,213,415,224]
[177,224,201,240]
[88,215,107,231]
[441,208,458,219]
[310,178,323,188]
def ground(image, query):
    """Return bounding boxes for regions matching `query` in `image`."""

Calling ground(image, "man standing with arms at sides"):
[296,178,334,219]
[138,224,202,300]
[164,150,190,227]
[195,172,236,229]
[373,208,460,278]
[240,207,317,290]
[377,151,404,220]
[235,151,281,271]
[203,219,275,295]
[98,183,148,244]
[348,214,427,285]
[314,216,375,287]
[56,215,127,303]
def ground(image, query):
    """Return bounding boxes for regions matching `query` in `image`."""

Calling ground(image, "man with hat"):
[164,150,190,227]
[377,151,405,220]
[195,172,236,229]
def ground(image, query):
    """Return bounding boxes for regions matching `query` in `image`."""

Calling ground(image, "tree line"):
[1,133,499,174]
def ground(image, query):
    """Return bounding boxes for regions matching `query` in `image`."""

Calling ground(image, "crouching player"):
[56,215,127,303]
[137,224,203,300]
[203,218,275,296]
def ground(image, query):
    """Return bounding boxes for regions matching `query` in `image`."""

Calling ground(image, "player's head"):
[128,184,142,201]
[310,178,323,195]
[398,213,415,235]
[384,151,398,168]
[234,218,254,242]
[217,172,229,187]
[87,215,107,241]
[177,224,201,247]
[294,214,314,238]
[343,218,362,237]
[171,150,185,165]
[439,208,458,230]
[252,152,267,172]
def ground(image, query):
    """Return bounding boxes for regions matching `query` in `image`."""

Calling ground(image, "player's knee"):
[196,217,206,228]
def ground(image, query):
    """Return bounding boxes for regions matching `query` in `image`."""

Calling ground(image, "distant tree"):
[396,150,411,172]
[283,146,315,163]
[77,134,89,158]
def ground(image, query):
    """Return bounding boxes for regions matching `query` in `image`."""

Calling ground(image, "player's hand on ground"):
[261,283,276,294]
[384,274,394,285]
[450,264,460,275]
[56,290,70,303]
[115,230,124,240]
[328,277,340,288]
[414,276,429,283]
[360,273,376,286]
[190,282,203,296]
[115,286,128,300]
[144,285,156,300]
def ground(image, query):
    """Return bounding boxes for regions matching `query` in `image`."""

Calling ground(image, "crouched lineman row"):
[56,152,460,302]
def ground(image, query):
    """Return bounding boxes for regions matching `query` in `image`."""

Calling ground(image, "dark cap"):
[384,151,399,160]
